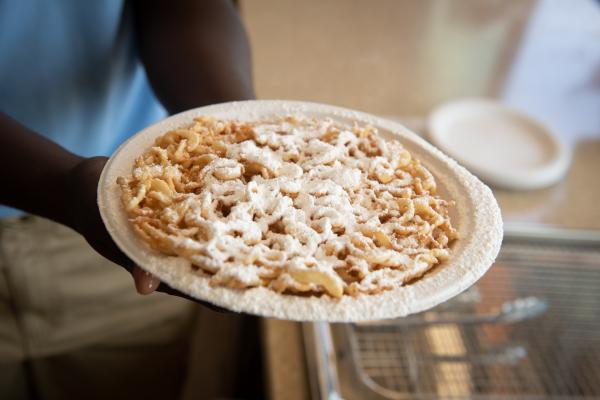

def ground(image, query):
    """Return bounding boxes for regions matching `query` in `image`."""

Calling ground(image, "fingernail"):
[133,265,158,295]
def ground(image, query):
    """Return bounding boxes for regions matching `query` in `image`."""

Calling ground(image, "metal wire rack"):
[344,234,600,399]
[303,230,600,400]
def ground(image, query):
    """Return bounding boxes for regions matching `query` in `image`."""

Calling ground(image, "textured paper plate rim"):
[98,100,503,322]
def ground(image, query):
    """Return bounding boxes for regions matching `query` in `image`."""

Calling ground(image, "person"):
[0,1,257,398]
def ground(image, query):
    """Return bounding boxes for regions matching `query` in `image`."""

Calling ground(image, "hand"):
[65,156,161,294]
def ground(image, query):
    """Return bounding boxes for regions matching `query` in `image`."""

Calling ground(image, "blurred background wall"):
[241,0,536,116]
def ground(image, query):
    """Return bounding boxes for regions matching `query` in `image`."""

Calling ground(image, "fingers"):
[132,265,161,295]
[132,264,229,313]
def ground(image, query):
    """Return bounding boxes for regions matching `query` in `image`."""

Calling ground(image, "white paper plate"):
[98,100,502,322]
[428,98,570,190]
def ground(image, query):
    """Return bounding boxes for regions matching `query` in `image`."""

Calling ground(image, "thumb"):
[132,266,161,295]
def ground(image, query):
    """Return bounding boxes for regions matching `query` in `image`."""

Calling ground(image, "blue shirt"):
[0,0,166,217]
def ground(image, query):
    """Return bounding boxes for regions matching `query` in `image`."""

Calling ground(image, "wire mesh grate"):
[347,238,600,399]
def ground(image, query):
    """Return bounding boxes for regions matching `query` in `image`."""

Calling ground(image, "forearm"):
[132,0,255,114]
[0,112,83,226]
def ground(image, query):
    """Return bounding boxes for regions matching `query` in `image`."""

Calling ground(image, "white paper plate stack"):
[428,98,570,190]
